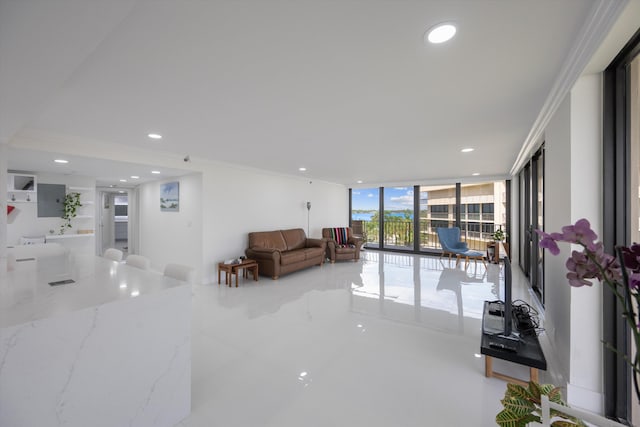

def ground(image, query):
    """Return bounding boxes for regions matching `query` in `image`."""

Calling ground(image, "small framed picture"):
[160,181,179,212]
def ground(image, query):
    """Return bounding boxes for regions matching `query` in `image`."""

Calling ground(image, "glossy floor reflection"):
[179,251,556,427]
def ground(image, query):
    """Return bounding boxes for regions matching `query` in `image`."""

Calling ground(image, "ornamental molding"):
[510,0,629,176]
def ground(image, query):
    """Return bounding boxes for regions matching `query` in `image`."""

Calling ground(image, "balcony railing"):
[360,219,501,252]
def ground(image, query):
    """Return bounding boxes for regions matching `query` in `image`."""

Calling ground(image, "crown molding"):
[510,0,629,176]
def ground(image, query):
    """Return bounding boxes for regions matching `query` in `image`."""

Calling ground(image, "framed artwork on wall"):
[160,181,179,212]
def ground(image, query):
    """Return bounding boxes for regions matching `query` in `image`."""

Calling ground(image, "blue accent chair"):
[436,227,486,268]
[436,227,468,258]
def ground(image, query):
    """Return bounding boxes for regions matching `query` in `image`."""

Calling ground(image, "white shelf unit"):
[7,173,37,203]
[47,233,95,240]
[66,186,96,233]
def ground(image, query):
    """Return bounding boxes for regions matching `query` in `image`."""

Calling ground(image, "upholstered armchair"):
[322,227,362,263]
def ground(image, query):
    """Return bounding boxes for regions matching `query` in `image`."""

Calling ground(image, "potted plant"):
[496,381,585,426]
[59,192,82,234]
[492,228,507,242]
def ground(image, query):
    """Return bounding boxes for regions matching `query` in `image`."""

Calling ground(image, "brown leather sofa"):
[245,228,326,279]
[322,227,362,263]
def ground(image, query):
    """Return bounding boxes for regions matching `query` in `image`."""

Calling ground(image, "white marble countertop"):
[0,254,188,329]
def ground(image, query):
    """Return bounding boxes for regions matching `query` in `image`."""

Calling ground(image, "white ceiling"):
[1,0,637,187]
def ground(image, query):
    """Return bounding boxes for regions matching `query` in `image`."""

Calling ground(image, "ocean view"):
[352,212,414,221]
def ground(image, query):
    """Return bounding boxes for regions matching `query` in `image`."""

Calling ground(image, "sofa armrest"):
[348,236,362,246]
[306,238,326,249]
[245,247,281,262]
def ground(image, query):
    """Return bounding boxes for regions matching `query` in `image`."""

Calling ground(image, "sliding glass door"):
[518,147,545,301]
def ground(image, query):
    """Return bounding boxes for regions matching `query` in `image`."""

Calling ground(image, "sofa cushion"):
[280,250,306,265]
[335,244,356,253]
[328,227,349,245]
[249,231,287,252]
[281,228,307,251]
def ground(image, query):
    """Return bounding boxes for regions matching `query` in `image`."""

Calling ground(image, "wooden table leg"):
[253,265,258,281]
[218,268,221,285]
[485,356,493,378]
[530,368,538,383]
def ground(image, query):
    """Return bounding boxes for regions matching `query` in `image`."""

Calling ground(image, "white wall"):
[6,172,95,246]
[543,74,604,412]
[136,163,348,285]
[568,74,603,410]
[544,90,573,385]
[200,163,348,284]
[138,173,203,280]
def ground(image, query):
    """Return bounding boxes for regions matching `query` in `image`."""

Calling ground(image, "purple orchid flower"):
[536,230,561,255]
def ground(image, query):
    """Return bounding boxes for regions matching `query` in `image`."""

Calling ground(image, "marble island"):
[0,252,191,427]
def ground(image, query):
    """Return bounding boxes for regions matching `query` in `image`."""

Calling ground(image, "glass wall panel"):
[459,181,507,251]
[628,50,640,423]
[351,187,380,248]
[382,187,414,250]
[418,184,456,250]
[631,54,640,244]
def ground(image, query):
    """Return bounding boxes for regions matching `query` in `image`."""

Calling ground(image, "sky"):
[352,187,414,211]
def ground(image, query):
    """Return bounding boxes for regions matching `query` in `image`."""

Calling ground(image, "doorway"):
[98,189,137,256]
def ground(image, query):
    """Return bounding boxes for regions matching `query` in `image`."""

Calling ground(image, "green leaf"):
[528,381,542,401]
[549,410,586,426]
[547,387,565,404]
[502,396,535,416]
[496,409,524,427]
[538,383,555,396]
[551,420,584,427]
[506,383,531,400]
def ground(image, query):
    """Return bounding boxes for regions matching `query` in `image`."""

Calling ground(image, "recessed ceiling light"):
[151,170,161,174]
[299,167,307,172]
[54,159,69,164]
[461,148,474,153]
[118,190,125,193]
[472,172,480,176]
[147,133,162,140]
[130,176,140,179]
[357,180,363,184]
[120,179,127,182]
[426,23,457,44]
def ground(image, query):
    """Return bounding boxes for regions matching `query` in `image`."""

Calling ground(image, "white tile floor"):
[178,251,559,427]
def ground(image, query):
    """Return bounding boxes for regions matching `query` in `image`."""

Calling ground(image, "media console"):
[480,300,547,386]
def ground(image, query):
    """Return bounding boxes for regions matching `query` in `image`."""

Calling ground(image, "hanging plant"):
[59,192,82,234]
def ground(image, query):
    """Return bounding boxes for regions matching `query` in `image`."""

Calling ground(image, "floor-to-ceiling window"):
[382,186,414,250]
[517,147,544,301]
[459,181,507,251]
[603,27,640,424]
[351,187,380,248]
[351,180,509,255]
[418,184,456,251]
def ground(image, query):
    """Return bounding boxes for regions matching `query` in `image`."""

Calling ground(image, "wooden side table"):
[487,242,508,263]
[217,259,259,287]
